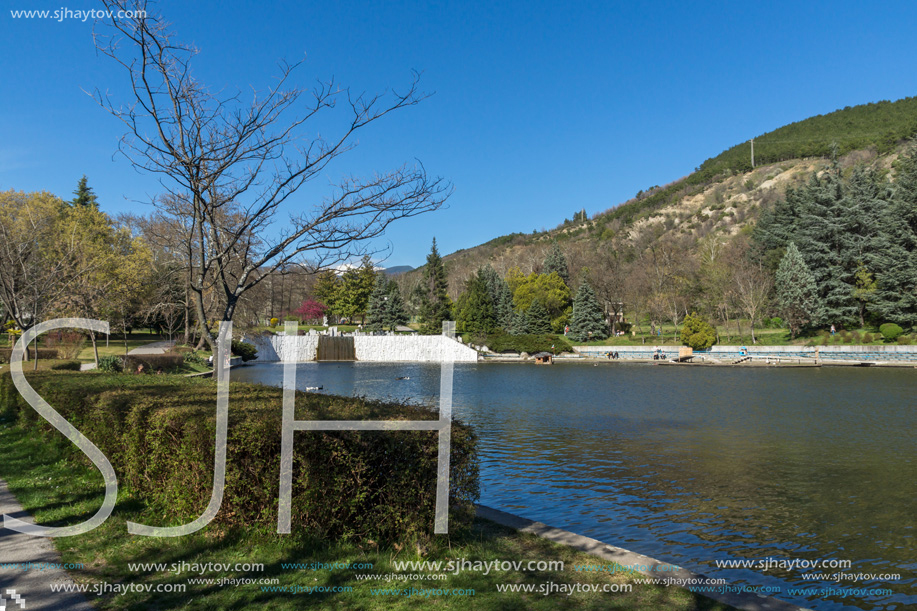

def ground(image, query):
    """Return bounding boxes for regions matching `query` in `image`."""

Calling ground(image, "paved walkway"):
[127,340,175,355]
[0,480,93,610]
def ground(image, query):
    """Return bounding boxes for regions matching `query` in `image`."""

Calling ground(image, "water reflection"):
[232,362,916,611]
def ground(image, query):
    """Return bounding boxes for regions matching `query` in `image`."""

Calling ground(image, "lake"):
[232,361,917,611]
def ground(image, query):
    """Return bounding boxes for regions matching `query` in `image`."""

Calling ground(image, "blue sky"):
[4,1,917,267]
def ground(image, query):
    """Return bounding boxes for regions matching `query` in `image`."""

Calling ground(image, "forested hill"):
[405,95,917,297]
[697,97,917,178]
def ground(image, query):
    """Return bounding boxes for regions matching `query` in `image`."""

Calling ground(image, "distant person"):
[830,324,836,336]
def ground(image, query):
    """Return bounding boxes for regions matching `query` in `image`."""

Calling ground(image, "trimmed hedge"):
[119,354,185,372]
[49,360,82,371]
[0,349,60,363]
[484,333,573,354]
[0,373,478,543]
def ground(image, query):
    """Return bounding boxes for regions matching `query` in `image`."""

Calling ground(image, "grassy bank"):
[0,373,733,610]
[571,323,915,347]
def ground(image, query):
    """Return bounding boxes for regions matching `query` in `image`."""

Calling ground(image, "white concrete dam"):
[244,333,479,363]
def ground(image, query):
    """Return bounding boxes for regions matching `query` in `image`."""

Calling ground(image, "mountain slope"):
[406,96,917,296]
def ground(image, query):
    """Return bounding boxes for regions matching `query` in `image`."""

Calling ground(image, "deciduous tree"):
[93,1,450,348]
[681,312,717,350]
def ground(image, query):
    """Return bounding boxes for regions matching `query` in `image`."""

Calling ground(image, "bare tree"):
[580,241,628,334]
[118,207,196,344]
[733,258,773,344]
[697,235,733,341]
[646,241,684,341]
[622,261,652,338]
[92,1,450,348]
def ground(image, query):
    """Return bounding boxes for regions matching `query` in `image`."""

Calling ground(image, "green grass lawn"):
[68,333,169,363]
[0,390,734,611]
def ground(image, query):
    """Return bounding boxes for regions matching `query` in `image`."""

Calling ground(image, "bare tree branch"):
[91,0,451,346]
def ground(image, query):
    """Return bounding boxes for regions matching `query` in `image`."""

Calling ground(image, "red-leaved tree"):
[296,300,327,324]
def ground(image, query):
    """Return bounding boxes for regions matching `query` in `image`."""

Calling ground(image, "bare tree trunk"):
[123,310,130,354]
[192,288,216,350]
[269,275,275,320]
[90,330,100,367]
[183,285,191,345]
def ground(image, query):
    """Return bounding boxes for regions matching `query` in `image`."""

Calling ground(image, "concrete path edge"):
[475,504,814,611]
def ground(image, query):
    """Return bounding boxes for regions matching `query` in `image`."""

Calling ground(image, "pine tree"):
[753,185,805,269]
[526,299,552,334]
[873,146,917,328]
[842,167,887,326]
[478,264,502,305]
[792,162,858,327]
[509,308,529,335]
[754,161,893,327]
[568,280,608,342]
[776,242,823,338]
[71,175,99,208]
[543,242,570,286]
[365,273,409,332]
[386,282,408,330]
[365,273,391,332]
[457,272,495,334]
[495,280,514,331]
[414,238,452,334]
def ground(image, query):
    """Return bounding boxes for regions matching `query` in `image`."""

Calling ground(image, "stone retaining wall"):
[572,344,917,362]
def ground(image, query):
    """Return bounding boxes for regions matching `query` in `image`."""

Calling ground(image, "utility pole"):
[750,139,755,168]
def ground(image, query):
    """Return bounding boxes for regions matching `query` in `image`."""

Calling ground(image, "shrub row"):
[119,354,186,372]
[49,360,82,371]
[0,349,60,363]
[0,373,479,543]
[483,333,573,354]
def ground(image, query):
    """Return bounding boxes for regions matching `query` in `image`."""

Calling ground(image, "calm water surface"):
[232,362,916,611]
